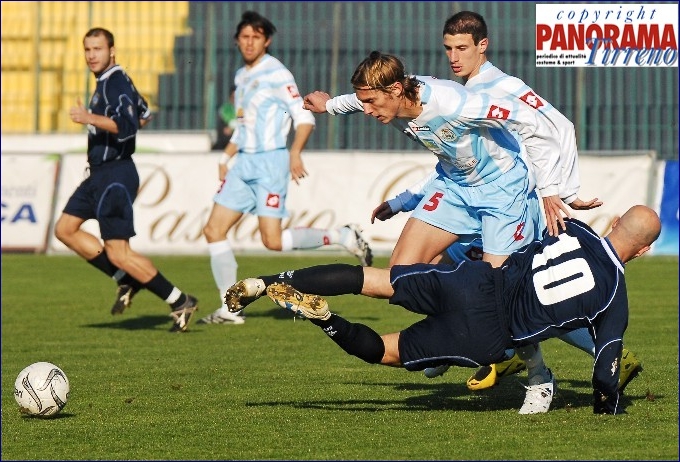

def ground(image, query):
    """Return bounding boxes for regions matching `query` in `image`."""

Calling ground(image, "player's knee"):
[53,219,72,244]
[203,222,223,241]
[261,235,282,251]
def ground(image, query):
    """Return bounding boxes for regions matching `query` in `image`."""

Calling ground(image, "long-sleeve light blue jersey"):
[326,78,561,196]
[232,54,315,154]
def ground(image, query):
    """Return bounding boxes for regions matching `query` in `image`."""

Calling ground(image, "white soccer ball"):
[14,362,70,417]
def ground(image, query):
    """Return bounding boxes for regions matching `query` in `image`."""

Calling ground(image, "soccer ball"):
[14,362,70,417]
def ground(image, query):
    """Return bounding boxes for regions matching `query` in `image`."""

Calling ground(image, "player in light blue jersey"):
[199,11,372,325]
[305,52,571,267]
[380,11,642,400]
[302,50,573,412]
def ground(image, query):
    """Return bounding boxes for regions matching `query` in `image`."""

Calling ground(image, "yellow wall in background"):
[1,1,190,133]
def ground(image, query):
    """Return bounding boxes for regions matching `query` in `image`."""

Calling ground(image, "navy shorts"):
[389,262,511,371]
[62,160,139,240]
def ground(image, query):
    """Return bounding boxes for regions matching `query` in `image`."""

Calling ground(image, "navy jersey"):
[502,218,627,412]
[87,65,150,166]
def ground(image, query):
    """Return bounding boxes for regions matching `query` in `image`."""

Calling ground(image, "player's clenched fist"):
[302,91,331,113]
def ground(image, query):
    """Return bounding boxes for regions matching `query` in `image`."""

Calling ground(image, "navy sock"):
[144,272,185,308]
[310,313,384,364]
[260,264,364,295]
[87,252,117,277]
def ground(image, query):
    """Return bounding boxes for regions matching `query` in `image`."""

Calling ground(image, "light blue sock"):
[516,344,551,385]
[558,328,596,357]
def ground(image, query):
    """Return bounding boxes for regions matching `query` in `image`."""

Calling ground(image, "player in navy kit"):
[54,27,198,332]
[225,205,661,414]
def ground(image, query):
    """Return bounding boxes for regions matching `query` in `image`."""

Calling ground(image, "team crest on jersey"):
[437,127,457,142]
[286,85,300,99]
[487,105,510,120]
[520,91,544,110]
[266,193,281,208]
[92,93,100,106]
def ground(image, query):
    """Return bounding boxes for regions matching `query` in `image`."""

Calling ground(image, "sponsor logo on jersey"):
[408,121,431,132]
[266,193,280,208]
[487,105,511,120]
[513,222,526,241]
[452,157,479,170]
[286,85,300,99]
[421,139,440,152]
[520,91,545,109]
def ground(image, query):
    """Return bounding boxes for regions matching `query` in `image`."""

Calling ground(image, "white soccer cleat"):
[518,370,556,415]
[197,308,246,325]
[424,364,451,378]
[341,223,373,267]
[223,278,266,313]
[267,283,331,321]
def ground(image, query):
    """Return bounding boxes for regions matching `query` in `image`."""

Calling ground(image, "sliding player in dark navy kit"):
[224,205,661,414]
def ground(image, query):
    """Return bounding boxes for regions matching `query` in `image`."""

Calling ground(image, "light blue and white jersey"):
[232,54,315,154]
[467,62,580,203]
[327,77,560,196]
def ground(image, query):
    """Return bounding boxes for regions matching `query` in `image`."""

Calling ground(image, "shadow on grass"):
[82,315,173,330]
[245,378,654,413]
[244,307,381,322]
[20,412,76,420]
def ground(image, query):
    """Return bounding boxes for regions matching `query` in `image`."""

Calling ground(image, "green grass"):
[2,253,678,460]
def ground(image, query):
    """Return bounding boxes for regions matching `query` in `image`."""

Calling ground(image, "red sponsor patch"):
[266,193,281,208]
[520,91,544,110]
[286,85,300,99]
[487,105,510,120]
[513,222,526,241]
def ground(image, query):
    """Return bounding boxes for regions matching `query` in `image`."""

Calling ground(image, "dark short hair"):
[233,11,276,40]
[84,27,114,47]
[443,11,488,45]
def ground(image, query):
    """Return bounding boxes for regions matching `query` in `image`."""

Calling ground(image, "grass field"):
[2,253,678,460]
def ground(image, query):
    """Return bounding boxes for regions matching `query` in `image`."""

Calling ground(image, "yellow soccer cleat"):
[467,353,527,391]
[618,348,643,394]
[467,364,498,390]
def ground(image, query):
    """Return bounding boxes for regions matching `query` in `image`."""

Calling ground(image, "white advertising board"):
[1,154,60,252]
[48,152,437,255]
[44,151,656,255]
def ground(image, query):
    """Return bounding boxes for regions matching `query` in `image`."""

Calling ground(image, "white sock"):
[208,240,238,305]
[516,344,551,385]
[282,227,341,250]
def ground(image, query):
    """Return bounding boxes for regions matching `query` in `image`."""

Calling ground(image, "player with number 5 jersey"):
[303,51,571,270]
